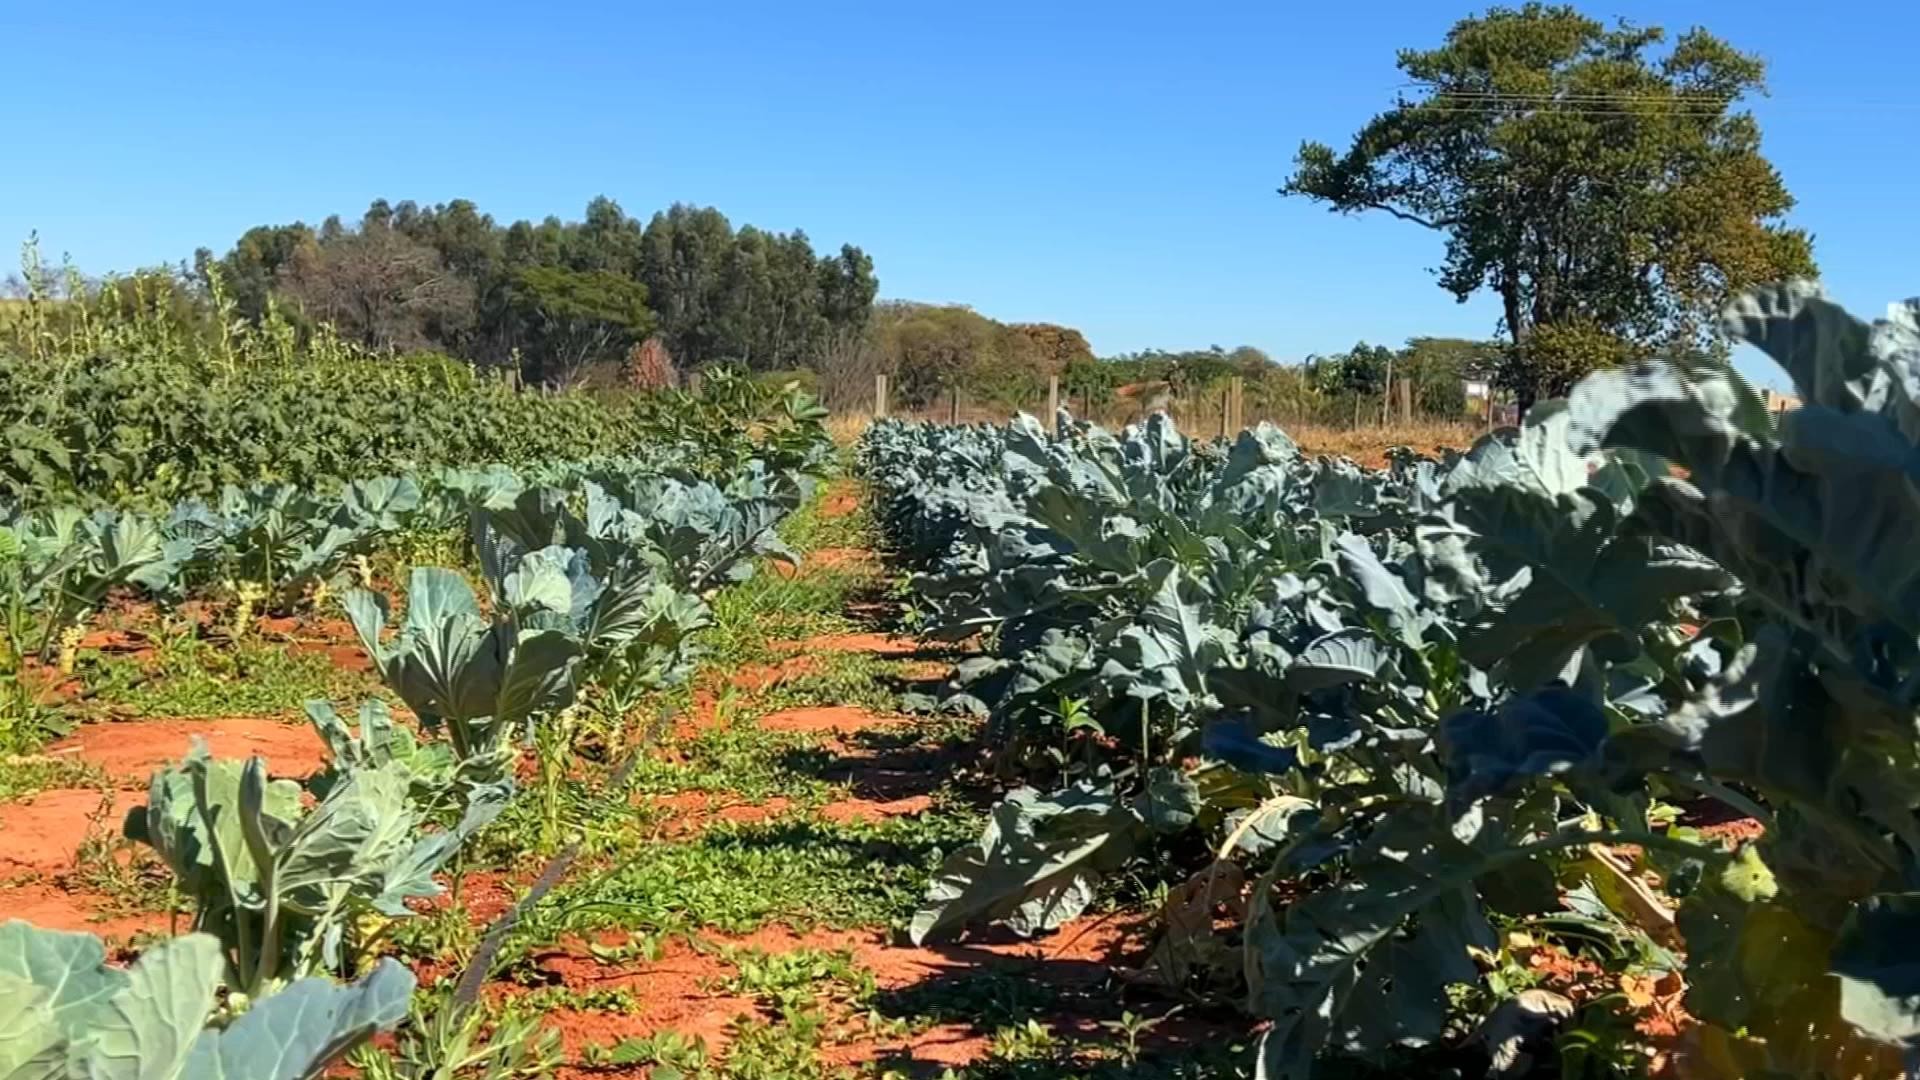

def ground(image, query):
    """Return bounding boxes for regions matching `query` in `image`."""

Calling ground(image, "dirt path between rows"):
[534,484,1188,1076]
[0,482,1204,1075]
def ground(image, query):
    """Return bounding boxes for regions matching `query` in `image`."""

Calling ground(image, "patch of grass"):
[700,481,892,669]
[877,970,1075,1034]
[78,631,379,718]
[714,945,879,1011]
[503,983,642,1015]
[890,1027,1256,1080]
[705,568,870,668]
[578,1029,713,1074]
[630,713,838,804]
[66,789,179,917]
[752,652,907,715]
[383,898,487,966]
[528,803,981,942]
[781,484,876,554]
[0,754,104,802]
[0,668,72,759]
[362,526,473,588]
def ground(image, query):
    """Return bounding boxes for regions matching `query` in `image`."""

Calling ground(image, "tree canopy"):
[207,197,878,387]
[1283,3,1814,409]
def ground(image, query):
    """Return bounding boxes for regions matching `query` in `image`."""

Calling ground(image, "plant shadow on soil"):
[780,722,980,808]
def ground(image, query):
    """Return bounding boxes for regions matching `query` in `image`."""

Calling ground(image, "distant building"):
[1763,389,1801,413]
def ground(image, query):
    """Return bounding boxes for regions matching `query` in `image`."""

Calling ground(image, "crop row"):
[0,388,835,1076]
[858,283,1920,1078]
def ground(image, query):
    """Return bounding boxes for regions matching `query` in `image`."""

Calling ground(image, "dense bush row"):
[0,278,826,508]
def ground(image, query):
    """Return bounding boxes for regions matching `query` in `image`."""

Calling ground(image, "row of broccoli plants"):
[0,372,831,665]
[0,443,822,668]
[1,399,833,1076]
[859,283,1920,1079]
[1,443,823,1077]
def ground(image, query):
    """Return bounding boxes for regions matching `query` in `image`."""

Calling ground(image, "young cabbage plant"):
[0,919,413,1080]
[212,478,419,618]
[0,505,179,666]
[342,566,584,782]
[473,513,713,721]
[124,739,506,997]
[304,698,469,816]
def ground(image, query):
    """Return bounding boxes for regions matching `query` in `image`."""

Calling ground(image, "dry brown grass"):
[833,408,1483,466]
[824,413,872,447]
[1285,420,1483,467]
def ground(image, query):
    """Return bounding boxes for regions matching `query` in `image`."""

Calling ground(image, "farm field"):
[9,284,1920,1079]
[2,471,1247,1078]
[13,0,1920,1073]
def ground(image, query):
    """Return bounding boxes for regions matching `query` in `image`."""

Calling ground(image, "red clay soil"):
[817,794,934,824]
[770,545,875,579]
[0,715,330,939]
[646,791,935,836]
[780,632,924,657]
[731,635,950,692]
[646,792,798,836]
[535,915,1143,1078]
[804,547,875,572]
[759,706,907,737]
[418,869,522,925]
[0,881,170,943]
[1695,818,1765,846]
[728,654,818,693]
[820,489,862,519]
[287,640,377,674]
[50,716,327,786]
[0,787,141,875]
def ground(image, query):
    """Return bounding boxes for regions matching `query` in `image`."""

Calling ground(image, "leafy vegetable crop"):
[859,284,1920,1077]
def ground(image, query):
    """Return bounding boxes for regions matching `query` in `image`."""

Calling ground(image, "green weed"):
[628,714,838,804]
[527,806,980,942]
[0,754,104,802]
[752,652,907,715]
[715,945,878,1011]
[65,788,179,917]
[78,631,379,718]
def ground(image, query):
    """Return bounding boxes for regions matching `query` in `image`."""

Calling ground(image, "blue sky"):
[3,1,1915,387]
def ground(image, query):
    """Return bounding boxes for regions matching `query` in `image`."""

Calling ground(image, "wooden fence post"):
[1047,375,1060,420]
[1220,385,1232,439]
[1399,377,1413,424]
[948,387,960,425]
[874,373,888,418]
[1230,377,1245,433]
[1382,354,1395,427]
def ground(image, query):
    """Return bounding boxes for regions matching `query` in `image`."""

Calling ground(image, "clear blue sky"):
[4,1,1916,387]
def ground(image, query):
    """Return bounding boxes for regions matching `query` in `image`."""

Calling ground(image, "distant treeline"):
[200,197,877,388]
[9,195,1498,424]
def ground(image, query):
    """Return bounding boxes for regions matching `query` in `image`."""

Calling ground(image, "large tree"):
[278,223,473,353]
[1283,4,1814,410]
[507,265,655,387]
